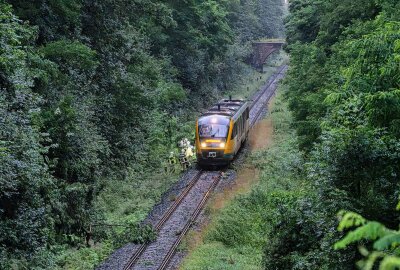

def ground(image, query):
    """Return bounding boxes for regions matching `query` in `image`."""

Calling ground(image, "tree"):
[0,3,54,260]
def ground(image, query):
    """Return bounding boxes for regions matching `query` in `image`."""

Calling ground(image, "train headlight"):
[201,142,207,148]
[219,142,225,148]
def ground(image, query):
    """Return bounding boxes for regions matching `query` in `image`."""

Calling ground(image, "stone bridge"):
[251,40,285,70]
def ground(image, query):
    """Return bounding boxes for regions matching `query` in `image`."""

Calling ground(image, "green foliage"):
[335,209,400,270]
[56,242,113,270]
[181,242,262,270]
[113,224,157,247]
[278,0,400,269]
[8,0,83,41]
[0,3,54,258]
[336,222,387,249]
[39,40,99,70]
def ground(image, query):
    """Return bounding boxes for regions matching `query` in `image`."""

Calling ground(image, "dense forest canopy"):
[0,0,284,268]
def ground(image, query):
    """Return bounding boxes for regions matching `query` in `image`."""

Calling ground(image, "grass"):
[180,86,305,270]
[181,243,262,270]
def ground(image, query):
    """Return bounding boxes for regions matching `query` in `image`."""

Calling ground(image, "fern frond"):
[337,211,367,231]
[324,92,348,105]
[379,256,400,270]
[335,222,389,250]
[373,233,400,251]
[361,251,385,270]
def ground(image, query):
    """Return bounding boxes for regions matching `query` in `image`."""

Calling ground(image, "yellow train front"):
[196,98,250,166]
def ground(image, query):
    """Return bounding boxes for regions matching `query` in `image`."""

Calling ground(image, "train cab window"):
[199,124,228,138]
[198,115,230,138]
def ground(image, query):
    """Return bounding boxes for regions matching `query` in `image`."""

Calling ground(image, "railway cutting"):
[97,64,288,270]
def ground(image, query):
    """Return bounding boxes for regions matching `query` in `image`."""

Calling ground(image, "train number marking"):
[208,152,216,158]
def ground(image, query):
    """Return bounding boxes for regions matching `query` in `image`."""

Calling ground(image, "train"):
[195,97,250,166]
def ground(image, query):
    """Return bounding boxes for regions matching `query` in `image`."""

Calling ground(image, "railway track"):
[112,64,288,270]
[250,64,287,111]
[157,171,222,270]
[124,171,221,270]
[250,64,288,126]
[123,171,204,270]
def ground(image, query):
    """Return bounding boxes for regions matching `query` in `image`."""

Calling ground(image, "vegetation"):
[277,0,400,268]
[0,0,285,268]
[4,0,399,269]
[183,2,400,266]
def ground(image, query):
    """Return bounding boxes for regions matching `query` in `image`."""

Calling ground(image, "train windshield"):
[198,116,229,138]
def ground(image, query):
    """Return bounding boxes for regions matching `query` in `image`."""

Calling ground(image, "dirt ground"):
[249,98,275,151]
[249,118,274,151]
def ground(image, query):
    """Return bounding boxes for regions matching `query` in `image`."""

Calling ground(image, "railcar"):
[195,97,250,166]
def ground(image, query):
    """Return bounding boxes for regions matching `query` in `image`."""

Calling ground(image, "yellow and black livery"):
[195,98,250,166]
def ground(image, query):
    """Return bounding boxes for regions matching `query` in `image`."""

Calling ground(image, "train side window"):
[235,123,238,138]
[239,117,243,137]
[238,119,240,136]
[239,116,243,136]
[231,123,237,139]
[238,117,243,138]
[246,108,249,119]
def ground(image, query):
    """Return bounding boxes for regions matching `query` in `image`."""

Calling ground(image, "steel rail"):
[250,87,275,126]
[250,65,287,126]
[157,172,223,270]
[249,64,287,111]
[123,170,203,270]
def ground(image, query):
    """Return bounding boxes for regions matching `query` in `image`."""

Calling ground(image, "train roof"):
[200,98,248,120]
